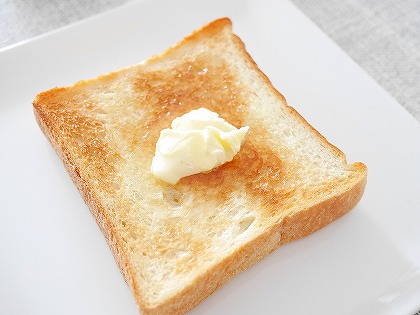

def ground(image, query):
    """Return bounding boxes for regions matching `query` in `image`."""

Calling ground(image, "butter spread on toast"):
[151,108,249,184]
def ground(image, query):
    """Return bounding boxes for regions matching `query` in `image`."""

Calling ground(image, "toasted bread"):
[33,18,367,314]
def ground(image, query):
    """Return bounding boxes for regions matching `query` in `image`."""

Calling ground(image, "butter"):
[151,108,249,184]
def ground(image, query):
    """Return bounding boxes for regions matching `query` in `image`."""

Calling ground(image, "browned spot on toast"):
[132,56,302,215]
[135,57,245,149]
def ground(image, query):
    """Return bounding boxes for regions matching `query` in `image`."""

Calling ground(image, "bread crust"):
[33,18,367,314]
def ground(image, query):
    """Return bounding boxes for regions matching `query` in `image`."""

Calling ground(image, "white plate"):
[1,0,420,314]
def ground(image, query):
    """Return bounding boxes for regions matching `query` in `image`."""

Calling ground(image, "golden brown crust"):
[279,162,367,244]
[33,17,367,314]
[33,101,139,306]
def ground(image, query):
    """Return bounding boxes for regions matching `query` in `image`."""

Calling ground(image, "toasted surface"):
[33,18,367,314]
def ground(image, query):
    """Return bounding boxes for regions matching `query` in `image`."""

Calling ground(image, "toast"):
[33,18,367,314]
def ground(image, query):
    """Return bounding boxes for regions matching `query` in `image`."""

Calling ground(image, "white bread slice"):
[33,18,367,314]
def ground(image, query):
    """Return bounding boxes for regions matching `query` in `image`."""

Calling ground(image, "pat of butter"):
[151,108,249,184]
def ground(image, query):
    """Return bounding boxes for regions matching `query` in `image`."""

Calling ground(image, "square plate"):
[1,0,419,313]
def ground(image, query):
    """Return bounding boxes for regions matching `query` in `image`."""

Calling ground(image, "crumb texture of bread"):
[33,18,367,314]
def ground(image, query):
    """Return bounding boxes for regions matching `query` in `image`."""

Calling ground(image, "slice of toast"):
[33,18,367,314]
